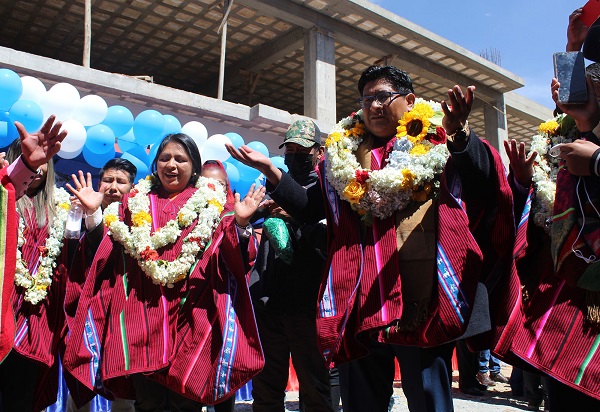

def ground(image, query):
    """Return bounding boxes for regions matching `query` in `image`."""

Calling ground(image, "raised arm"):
[17,114,67,171]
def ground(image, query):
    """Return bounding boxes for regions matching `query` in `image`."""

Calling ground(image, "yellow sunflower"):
[396,102,434,143]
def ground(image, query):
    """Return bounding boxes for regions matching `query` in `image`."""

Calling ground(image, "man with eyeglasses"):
[226,65,517,412]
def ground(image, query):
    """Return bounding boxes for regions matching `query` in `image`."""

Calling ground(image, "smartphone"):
[581,0,600,27]
[553,51,588,104]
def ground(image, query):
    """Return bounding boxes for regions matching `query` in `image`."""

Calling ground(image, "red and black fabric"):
[268,133,519,367]
[511,164,600,400]
[63,186,263,405]
[0,169,17,364]
[10,204,75,411]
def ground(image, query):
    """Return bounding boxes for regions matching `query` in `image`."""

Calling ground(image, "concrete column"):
[304,26,336,125]
[484,95,509,165]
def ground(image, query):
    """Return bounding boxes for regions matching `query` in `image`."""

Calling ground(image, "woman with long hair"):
[0,137,73,411]
[63,133,265,411]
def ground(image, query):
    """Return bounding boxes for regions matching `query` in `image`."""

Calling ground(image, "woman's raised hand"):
[66,170,104,214]
[234,183,266,227]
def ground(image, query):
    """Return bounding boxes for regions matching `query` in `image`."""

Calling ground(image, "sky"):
[371,0,580,110]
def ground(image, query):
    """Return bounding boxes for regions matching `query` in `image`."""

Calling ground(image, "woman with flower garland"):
[63,133,265,411]
[0,136,74,412]
[227,65,519,412]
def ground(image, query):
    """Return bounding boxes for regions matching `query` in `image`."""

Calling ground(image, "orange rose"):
[343,179,367,204]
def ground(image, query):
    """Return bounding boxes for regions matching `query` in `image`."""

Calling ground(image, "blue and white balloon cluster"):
[0,68,285,191]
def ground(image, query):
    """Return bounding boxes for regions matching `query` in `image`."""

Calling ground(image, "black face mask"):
[284,153,314,180]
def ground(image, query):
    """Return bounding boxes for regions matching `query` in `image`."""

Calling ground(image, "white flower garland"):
[325,99,449,220]
[14,187,71,305]
[103,175,226,287]
[529,114,576,231]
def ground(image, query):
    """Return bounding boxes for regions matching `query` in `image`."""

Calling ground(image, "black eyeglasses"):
[357,91,408,109]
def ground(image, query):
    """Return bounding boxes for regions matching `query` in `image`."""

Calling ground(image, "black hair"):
[151,133,202,187]
[357,65,414,96]
[99,158,137,184]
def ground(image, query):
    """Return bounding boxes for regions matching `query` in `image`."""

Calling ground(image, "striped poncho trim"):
[0,170,17,363]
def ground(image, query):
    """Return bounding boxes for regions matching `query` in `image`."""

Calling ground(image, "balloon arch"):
[0,67,287,191]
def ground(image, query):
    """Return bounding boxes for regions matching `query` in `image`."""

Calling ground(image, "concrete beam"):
[236,0,509,103]
[505,91,553,124]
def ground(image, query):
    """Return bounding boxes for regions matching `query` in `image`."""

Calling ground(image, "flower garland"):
[325,98,449,220]
[529,114,577,231]
[14,187,71,305]
[103,175,226,287]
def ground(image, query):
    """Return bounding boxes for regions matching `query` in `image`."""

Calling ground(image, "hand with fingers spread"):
[66,170,104,215]
[442,85,475,135]
[504,139,537,188]
[234,183,266,227]
[17,115,67,170]
[226,143,283,186]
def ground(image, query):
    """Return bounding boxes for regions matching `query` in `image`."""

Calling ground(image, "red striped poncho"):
[11,204,73,411]
[315,138,520,366]
[62,185,263,404]
[0,169,17,364]
[511,168,600,400]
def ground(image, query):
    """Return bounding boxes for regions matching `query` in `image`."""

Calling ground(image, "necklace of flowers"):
[325,98,449,221]
[529,114,576,232]
[14,187,71,305]
[103,174,226,288]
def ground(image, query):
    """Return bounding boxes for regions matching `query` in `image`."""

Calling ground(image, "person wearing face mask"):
[248,119,338,412]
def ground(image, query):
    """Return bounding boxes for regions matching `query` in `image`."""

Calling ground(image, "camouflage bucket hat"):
[279,119,322,148]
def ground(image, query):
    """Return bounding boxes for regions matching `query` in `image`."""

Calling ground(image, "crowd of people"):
[0,4,599,412]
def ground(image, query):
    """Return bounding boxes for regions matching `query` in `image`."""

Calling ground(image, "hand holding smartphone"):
[553,51,588,104]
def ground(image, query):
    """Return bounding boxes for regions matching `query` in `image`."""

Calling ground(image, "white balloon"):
[201,134,232,162]
[72,94,108,126]
[58,119,87,154]
[20,76,46,104]
[181,121,208,150]
[57,146,83,160]
[40,82,81,121]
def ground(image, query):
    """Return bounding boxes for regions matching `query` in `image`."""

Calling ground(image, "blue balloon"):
[121,152,150,184]
[133,110,165,146]
[9,100,43,133]
[246,140,269,158]
[225,132,245,149]
[116,129,135,152]
[270,156,288,173]
[162,114,182,136]
[223,161,240,185]
[0,111,18,147]
[148,142,160,166]
[0,69,23,111]
[82,145,115,168]
[235,160,261,182]
[124,144,152,167]
[102,105,134,137]
[255,174,266,187]
[234,178,255,199]
[85,124,115,154]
